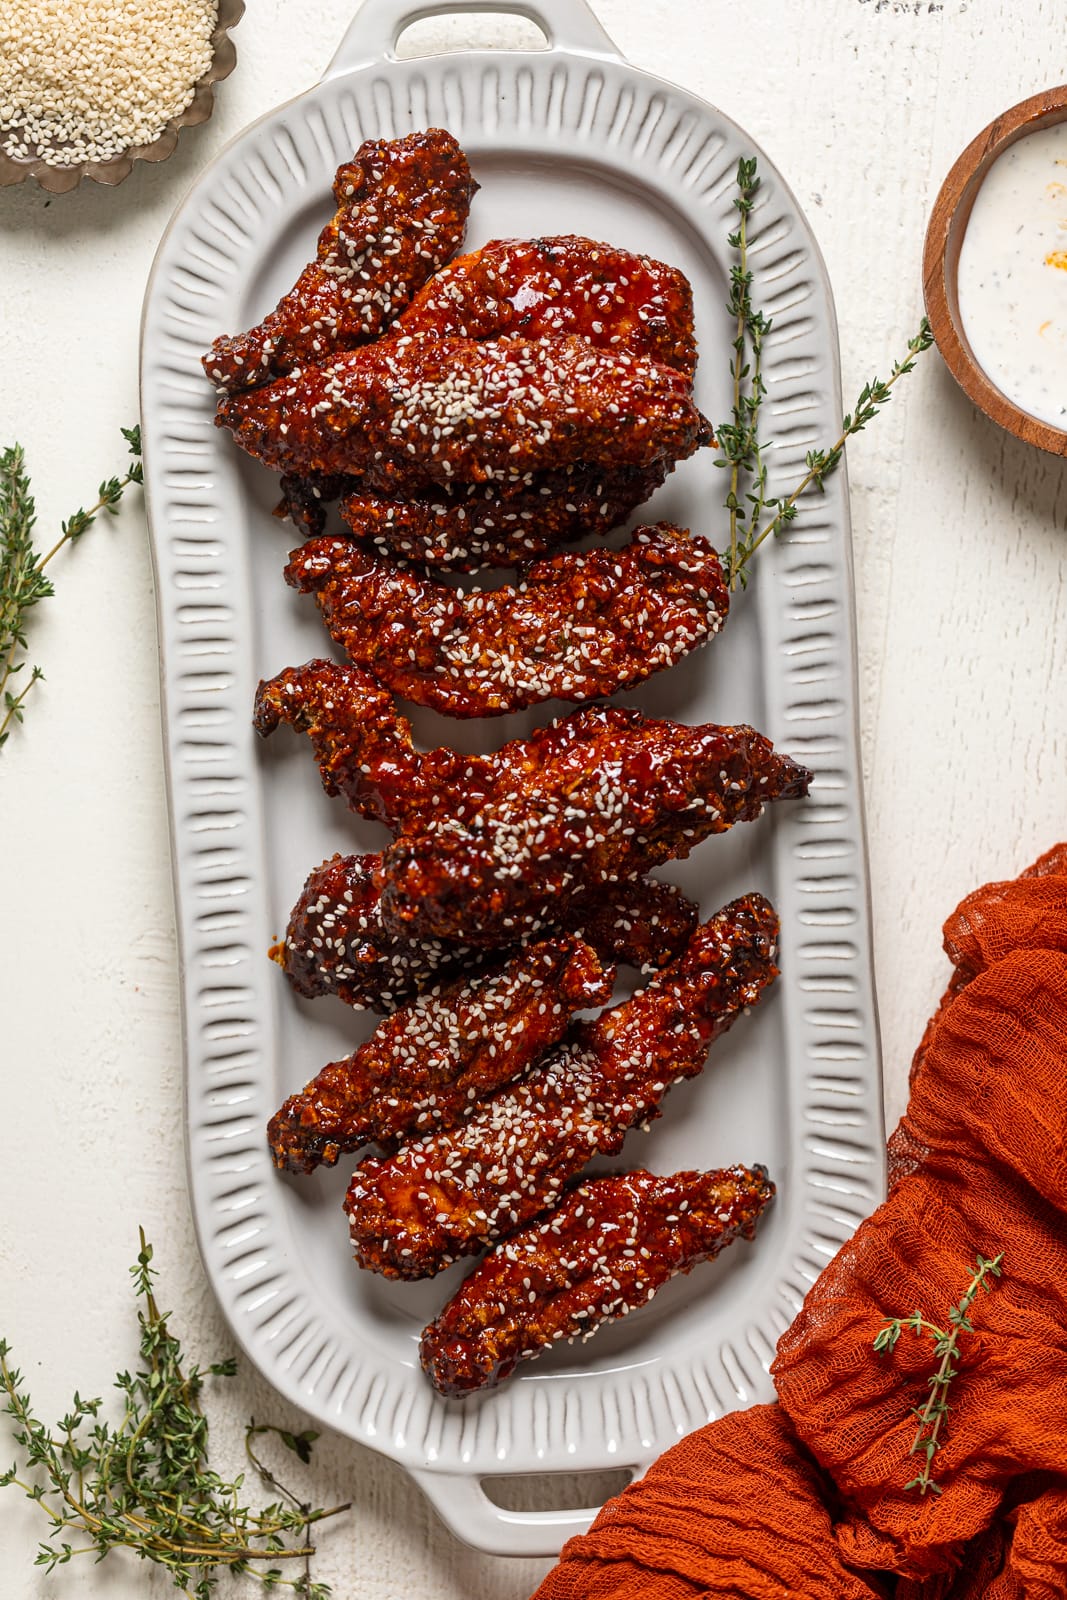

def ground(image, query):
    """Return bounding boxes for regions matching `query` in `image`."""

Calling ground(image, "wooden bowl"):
[923,85,1067,456]
[0,0,244,195]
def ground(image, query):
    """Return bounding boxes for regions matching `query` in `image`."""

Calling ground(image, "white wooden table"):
[2,1,1065,1594]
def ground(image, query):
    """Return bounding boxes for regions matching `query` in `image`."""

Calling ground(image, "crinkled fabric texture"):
[532,846,1067,1600]
[528,1405,889,1600]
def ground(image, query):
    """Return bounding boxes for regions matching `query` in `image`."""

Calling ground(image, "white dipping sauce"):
[957,121,1067,430]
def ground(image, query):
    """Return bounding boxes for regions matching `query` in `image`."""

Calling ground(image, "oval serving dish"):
[0,0,244,194]
[141,0,885,1557]
[923,83,1067,456]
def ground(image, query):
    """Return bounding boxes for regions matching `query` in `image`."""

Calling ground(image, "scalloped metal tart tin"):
[0,0,244,194]
[141,0,886,1558]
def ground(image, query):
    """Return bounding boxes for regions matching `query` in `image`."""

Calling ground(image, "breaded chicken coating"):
[203,130,477,393]
[273,851,698,1013]
[420,1165,775,1394]
[392,235,697,378]
[285,524,728,717]
[217,334,711,489]
[267,936,611,1173]
[344,895,778,1278]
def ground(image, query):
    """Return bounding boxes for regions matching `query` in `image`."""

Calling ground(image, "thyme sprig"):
[714,157,771,587]
[714,155,933,589]
[245,1423,326,1598]
[0,1231,349,1597]
[724,320,934,586]
[874,1251,1004,1496]
[0,425,143,750]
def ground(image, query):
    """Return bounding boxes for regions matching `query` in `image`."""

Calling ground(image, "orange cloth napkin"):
[532,845,1067,1599]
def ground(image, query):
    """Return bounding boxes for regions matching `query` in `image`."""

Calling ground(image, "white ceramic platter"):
[141,0,885,1557]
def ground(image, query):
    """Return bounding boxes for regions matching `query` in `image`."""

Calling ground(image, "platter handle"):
[324,0,624,78]
[410,1463,640,1557]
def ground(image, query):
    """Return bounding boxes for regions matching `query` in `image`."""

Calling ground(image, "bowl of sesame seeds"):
[0,0,244,193]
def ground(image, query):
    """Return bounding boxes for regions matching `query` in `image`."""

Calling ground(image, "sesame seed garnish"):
[344,896,780,1277]
[0,0,217,167]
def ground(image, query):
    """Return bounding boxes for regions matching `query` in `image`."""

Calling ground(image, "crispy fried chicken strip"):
[377,728,805,944]
[420,1165,775,1395]
[337,460,669,573]
[344,894,778,1279]
[253,660,420,827]
[216,334,711,489]
[276,237,694,543]
[391,235,698,378]
[272,230,695,545]
[253,661,809,944]
[285,525,729,718]
[273,852,698,1012]
[268,935,611,1173]
[203,130,477,394]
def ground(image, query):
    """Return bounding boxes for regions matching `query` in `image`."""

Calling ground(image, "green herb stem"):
[727,166,753,582]
[714,157,933,588]
[0,1228,348,1597]
[730,319,934,583]
[715,157,771,592]
[874,1251,1004,1496]
[0,425,143,751]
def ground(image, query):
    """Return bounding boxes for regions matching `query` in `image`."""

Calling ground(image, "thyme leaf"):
[874,1251,1004,1495]
[0,425,143,752]
[0,1231,349,1596]
[715,156,933,588]
[714,156,770,587]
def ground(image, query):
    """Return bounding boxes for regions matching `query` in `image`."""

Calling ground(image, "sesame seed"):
[0,0,218,167]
